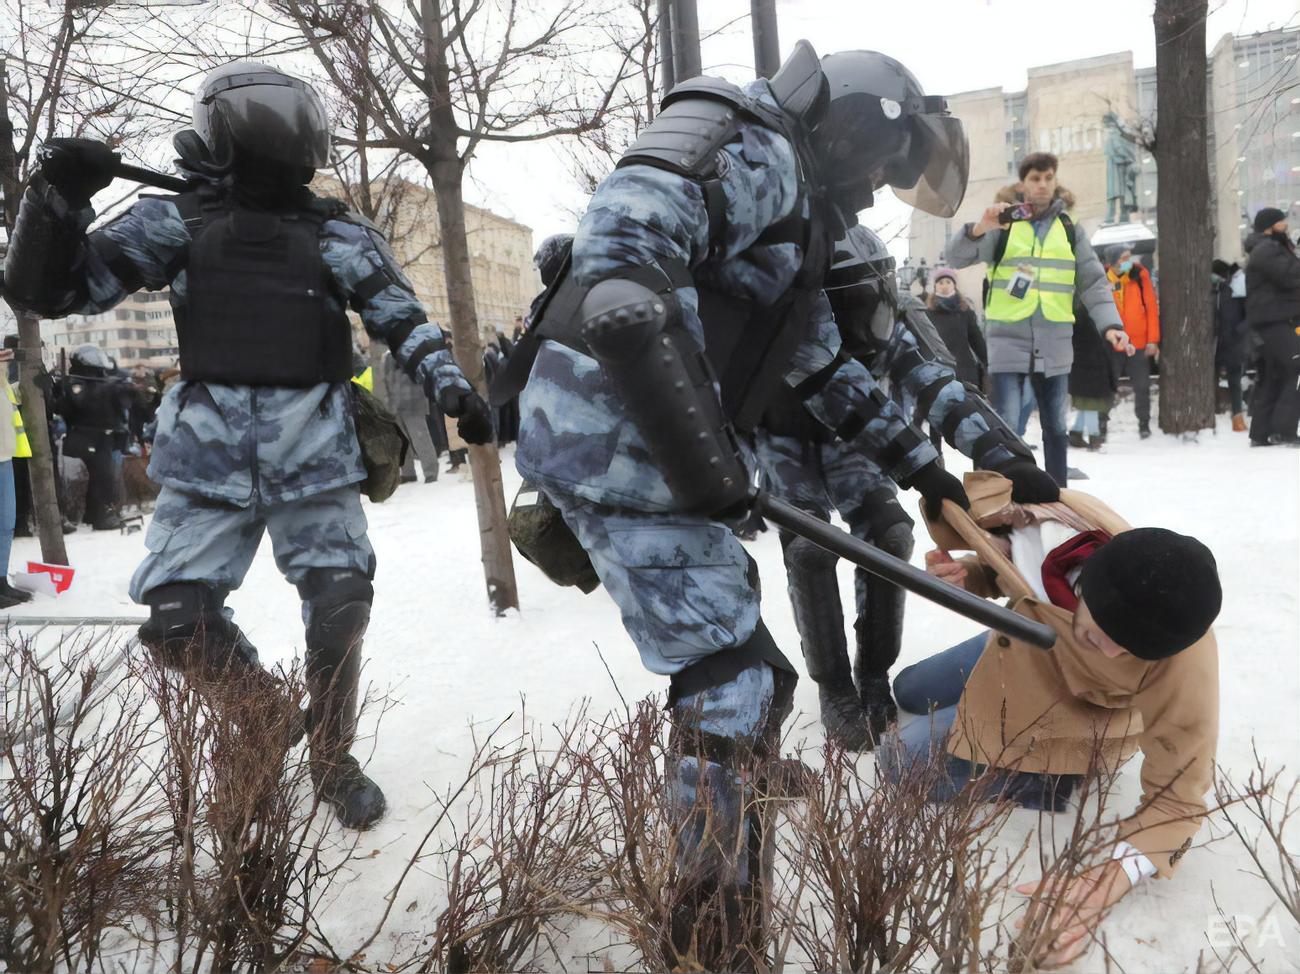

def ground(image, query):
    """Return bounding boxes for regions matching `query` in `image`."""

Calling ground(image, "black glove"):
[440,388,494,446]
[993,458,1061,504]
[909,460,970,521]
[38,138,119,206]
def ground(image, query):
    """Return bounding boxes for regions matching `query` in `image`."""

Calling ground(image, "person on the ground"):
[1213,259,1249,432]
[3,61,493,830]
[1068,303,1116,451]
[946,152,1133,485]
[757,227,1054,750]
[0,345,33,607]
[1103,245,1160,438]
[1243,207,1300,446]
[880,470,1221,968]
[382,349,442,482]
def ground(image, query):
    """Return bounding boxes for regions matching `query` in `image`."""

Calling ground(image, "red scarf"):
[1041,529,1112,610]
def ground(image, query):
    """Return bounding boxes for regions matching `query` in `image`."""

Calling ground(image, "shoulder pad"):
[768,40,828,127]
[618,77,747,180]
[311,196,376,230]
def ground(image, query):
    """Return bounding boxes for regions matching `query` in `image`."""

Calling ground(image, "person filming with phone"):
[946,152,1132,486]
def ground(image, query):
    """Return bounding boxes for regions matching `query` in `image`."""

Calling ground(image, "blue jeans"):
[877,632,1079,811]
[1071,409,1100,437]
[991,372,1069,486]
[0,460,14,576]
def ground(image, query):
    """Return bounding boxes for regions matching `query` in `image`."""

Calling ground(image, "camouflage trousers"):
[548,490,761,676]
[129,484,376,610]
[754,432,913,619]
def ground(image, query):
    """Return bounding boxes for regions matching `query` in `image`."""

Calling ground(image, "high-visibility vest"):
[7,385,32,459]
[351,366,374,393]
[985,217,1077,324]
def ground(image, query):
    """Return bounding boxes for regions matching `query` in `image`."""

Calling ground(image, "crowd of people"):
[908,151,1300,468]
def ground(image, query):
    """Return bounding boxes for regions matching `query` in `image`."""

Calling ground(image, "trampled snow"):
[5,398,1298,972]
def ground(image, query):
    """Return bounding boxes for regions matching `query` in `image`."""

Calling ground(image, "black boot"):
[781,530,872,750]
[1067,430,1086,449]
[852,520,911,744]
[0,581,32,608]
[302,570,385,830]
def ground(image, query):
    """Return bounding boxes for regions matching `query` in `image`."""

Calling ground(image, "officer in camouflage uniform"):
[757,224,1057,750]
[3,62,493,830]
[510,44,974,964]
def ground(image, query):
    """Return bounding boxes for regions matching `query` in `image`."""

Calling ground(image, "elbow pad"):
[2,179,87,318]
[580,278,749,515]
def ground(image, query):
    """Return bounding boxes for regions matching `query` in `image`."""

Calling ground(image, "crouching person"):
[878,471,1221,966]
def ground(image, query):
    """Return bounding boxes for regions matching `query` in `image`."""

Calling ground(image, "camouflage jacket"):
[516,80,938,512]
[28,178,471,506]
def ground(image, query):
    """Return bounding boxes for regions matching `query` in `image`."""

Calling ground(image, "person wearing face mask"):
[1243,207,1300,446]
[1103,246,1160,439]
[925,267,987,390]
[879,470,1222,969]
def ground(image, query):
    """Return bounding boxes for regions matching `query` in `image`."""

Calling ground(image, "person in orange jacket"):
[1104,245,1160,438]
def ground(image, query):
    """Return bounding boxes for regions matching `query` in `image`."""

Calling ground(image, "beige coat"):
[927,472,1219,877]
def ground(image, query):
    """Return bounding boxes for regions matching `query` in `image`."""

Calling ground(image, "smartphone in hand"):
[998,202,1036,225]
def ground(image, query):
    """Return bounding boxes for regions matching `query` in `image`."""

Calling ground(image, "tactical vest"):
[986,217,1077,325]
[157,189,353,388]
[491,73,836,434]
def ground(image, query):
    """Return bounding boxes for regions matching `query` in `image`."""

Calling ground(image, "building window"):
[134,310,148,322]
[116,309,131,320]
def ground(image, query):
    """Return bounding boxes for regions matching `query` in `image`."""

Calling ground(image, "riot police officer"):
[508,44,976,965]
[4,62,493,830]
[757,225,1057,750]
[56,344,136,531]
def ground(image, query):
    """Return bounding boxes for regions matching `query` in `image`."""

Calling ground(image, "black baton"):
[754,491,1058,650]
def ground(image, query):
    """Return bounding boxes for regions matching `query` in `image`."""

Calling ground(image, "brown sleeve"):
[957,556,1000,599]
[1117,634,1219,878]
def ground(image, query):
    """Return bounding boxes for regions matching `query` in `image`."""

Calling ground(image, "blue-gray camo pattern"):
[49,187,471,506]
[516,80,931,511]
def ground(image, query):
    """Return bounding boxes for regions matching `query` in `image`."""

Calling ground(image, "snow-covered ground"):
[5,396,1299,972]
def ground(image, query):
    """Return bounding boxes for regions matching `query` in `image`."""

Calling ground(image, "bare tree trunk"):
[420,0,518,613]
[1154,0,1215,434]
[750,0,779,79]
[0,59,67,563]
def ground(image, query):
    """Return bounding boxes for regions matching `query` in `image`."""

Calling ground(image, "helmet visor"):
[892,114,969,218]
[207,74,330,169]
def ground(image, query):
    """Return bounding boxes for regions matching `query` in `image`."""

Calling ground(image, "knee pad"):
[872,519,915,562]
[298,568,374,668]
[140,582,257,668]
[781,533,837,574]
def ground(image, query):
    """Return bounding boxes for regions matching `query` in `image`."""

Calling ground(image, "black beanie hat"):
[1078,528,1222,661]
[1254,207,1286,233]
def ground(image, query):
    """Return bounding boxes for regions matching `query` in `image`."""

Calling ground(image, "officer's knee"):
[142,581,217,637]
[297,568,373,669]
[782,533,837,574]
[873,519,915,562]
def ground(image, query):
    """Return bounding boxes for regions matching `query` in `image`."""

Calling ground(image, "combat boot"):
[301,570,385,830]
[781,532,872,750]
[853,520,911,744]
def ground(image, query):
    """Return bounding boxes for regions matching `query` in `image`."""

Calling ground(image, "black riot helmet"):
[813,51,969,219]
[174,61,330,175]
[70,343,114,378]
[533,234,575,287]
[823,225,898,357]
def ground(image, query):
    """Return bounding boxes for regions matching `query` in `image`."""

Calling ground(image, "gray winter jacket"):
[945,195,1121,378]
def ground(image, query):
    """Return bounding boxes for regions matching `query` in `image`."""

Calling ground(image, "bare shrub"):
[0,629,170,973]
[143,656,351,974]
[778,739,1023,974]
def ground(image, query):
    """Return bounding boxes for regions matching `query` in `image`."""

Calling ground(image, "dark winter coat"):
[925,299,987,386]
[1214,276,1249,371]
[1068,303,1117,400]
[1244,231,1300,328]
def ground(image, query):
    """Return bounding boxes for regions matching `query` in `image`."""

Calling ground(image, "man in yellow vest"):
[1,345,34,607]
[946,153,1132,486]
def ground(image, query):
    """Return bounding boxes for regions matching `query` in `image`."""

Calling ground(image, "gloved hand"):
[909,460,970,521]
[440,387,494,445]
[993,458,1061,504]
[38,138,118,206]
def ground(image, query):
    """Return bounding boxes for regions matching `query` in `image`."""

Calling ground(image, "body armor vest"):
[164,189,353,387]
